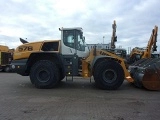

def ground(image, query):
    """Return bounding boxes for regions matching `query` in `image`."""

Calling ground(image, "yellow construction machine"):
[11,27,160,90]
[128,26,158,64]
[0,45,13,72]
[126,25,160,90]
[104,20,127,59]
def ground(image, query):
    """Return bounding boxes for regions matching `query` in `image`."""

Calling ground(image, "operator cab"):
[59,27,89,58]
[59,27,89,77]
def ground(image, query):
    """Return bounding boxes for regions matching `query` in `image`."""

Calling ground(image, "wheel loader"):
[11,27,160,90]
[0,45,13,72]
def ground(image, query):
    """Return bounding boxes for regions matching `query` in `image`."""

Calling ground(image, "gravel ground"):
[0,73,160,120]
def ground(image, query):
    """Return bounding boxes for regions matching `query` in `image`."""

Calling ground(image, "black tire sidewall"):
[30,60,59,88]
[94,60,124,90]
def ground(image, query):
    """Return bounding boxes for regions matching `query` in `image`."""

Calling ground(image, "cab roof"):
[59,27,83,31]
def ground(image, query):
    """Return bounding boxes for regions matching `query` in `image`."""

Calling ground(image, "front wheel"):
[93,60,124,90]
[30,60,59,89]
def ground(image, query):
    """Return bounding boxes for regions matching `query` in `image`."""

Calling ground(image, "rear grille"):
[0,52,12,65]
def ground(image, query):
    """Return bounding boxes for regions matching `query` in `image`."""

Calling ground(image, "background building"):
[87,43,111,50]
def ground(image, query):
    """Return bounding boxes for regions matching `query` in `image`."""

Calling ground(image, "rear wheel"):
[93,60,124,90]
[30,60,59,88]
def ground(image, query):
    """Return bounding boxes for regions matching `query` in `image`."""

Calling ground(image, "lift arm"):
[82,48,134,83]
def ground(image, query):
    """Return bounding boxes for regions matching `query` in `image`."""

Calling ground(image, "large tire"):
[30,60,59,89]
[93,60,124,90]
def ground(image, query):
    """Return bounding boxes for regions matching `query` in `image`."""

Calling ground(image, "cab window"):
[63,30,75,49]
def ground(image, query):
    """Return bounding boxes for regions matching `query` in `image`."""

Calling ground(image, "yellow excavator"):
[127,25,160,89]
[11,27,160,90]
[104,20,127,59]
[128,25,158,64]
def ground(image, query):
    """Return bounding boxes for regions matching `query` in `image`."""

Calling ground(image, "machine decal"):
[99,51,122,63]
[18,46,33,52]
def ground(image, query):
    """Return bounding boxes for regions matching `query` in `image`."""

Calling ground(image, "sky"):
[0,0,160,53]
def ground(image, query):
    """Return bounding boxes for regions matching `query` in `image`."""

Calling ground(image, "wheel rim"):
[36,69,51,82]
[102,69,117,83]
